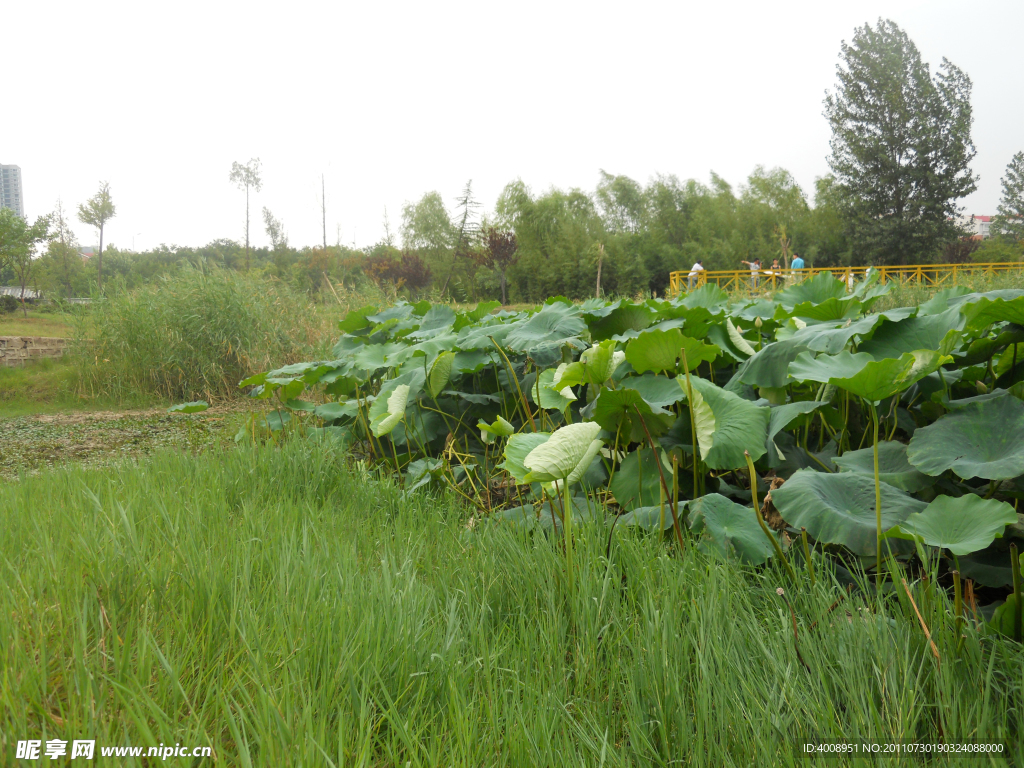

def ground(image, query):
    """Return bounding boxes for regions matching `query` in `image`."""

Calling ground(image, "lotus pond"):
[241,274,1024,640]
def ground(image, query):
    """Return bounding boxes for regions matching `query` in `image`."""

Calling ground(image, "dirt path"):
[0,403,250,480]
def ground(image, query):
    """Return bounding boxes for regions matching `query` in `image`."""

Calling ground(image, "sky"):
[4,0,1023,252]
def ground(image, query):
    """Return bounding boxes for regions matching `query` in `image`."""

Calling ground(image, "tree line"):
[2,19,1023,308]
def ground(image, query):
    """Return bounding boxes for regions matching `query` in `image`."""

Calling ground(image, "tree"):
[77,181,116,289]
[0,208,52,316]
[229,158,262,270]
[441,181,481,298]
[994,151,1024,242]
[824,19,977,265]
[48,200,82,297]
[475,227,519,304]
[262,207,287,251]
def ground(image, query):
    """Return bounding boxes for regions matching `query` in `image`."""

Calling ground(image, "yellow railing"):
[668,262,1024,296]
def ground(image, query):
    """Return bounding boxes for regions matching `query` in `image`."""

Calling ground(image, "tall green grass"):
[73,268,338,403]
[2,442,1021,766]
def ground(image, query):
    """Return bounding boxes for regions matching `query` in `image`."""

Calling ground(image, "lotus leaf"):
[500,432,552,483]
[888,495,1018,556]
[523,422,604,484]
[771,469,926,555]
[832,441,935,493]
[679,377,770,470]
[688,493,776,565]
[907,394,1024,480]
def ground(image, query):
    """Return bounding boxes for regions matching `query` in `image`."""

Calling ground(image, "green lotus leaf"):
[523,422,604,483]
[592,387,652,435]
[736,337,812,389]
[788,349,948,402]
[772,469,926,555]
[609,447,668,511]
[478,415,515,444]
[887,495,1018,556]
[167,400,209,414]
[680,284,730,311]
[767,400,826,465]
[679,377,770,470]
[427,351,455,398]
[588,301,658,341]
[620,373,687,414]
[352,342,407,371]
[263,410,292,432]
[314,400,361,423]
[283,399,315,412]
[580,340,626,383]
[456,320,515,350]
[625,328,718,374]
[917,286,972,316]
[407,305,456,339]
[505,302,588,351]
[961,291,1024,331]
[529,368,576,411]
[500,432,551,483]
[615,505,676,531]
[338,304,378,333]
[777,273,847,307]
[789,297,862,322]
[832,441,936,493]
[858,306,965,360]
[688,493,776,565]
[987,595,1023,640]
[452,350,494,374]
[906,394,1024,480]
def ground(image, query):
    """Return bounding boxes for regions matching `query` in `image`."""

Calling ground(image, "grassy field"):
[2,441,1021,766]
[0,307,75,338]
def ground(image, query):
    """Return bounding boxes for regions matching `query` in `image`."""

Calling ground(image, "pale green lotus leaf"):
[887,494,1018,556]
[523,422,604,483]
[726,319,756,356]
[499,432,551,483]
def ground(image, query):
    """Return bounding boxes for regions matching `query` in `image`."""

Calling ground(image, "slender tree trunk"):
[245,185,250,271]
[321,175,327,250]
[98,223,104,291]
[500,269,507,305]
[596,244,604,298]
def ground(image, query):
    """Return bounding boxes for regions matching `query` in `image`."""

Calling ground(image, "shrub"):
[0,294,18,314]
[76,268,334,402]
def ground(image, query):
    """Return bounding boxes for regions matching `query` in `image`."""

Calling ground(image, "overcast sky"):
[5,0,1022,252]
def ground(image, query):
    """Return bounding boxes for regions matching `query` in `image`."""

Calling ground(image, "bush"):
[76,268,335,402]
[0,294,18,314]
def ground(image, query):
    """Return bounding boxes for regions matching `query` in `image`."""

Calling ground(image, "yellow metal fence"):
[668,262,1024,296]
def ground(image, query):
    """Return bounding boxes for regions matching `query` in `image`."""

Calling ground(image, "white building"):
[963,214,993,239]
[0,164,25,217]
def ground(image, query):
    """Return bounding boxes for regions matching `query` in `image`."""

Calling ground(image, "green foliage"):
[4,443,1024,762]
[994,151,1024,242]
[80,268,329,402]
[246,275,1024,620]
[824,19,977,265]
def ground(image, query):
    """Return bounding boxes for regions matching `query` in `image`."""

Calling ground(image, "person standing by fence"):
[791,253,805,270]
[687,259,705,289]
[740,258,761,289]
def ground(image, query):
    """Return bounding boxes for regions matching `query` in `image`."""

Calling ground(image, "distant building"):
[0,164,24,217]
[963,215,993,239]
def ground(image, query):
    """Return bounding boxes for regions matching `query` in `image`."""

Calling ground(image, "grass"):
[2,441,1021,766]
[0,307,75,338]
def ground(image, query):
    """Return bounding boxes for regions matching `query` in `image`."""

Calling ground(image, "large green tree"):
[994,151,1024,242]
[77,181,116,290]
[824,19,977,265]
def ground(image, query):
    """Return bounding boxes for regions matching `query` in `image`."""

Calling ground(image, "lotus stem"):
[563,478,574,591]
[869,401,883,591]
[744,451,797,581]
[952,569,963,651]
[1012,543,1022,644]
[489,336,537,433]
[801,528,816,586]
[680,348,699,498]
[902,578,941,665]
[634,405,685,552]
